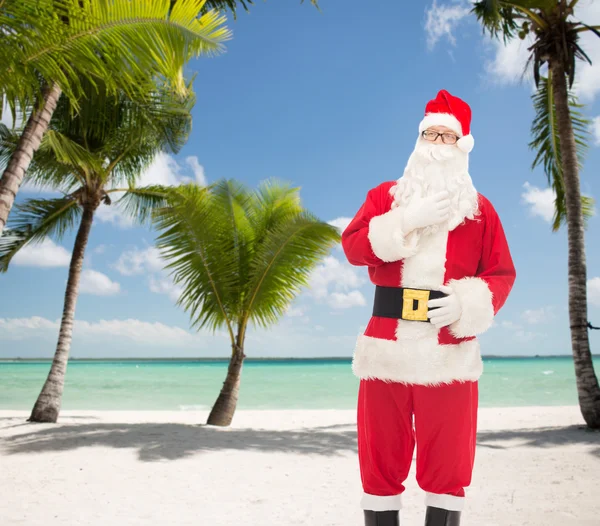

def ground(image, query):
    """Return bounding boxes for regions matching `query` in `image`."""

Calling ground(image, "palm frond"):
[202,0,319,17]
[529,74,593,231]
[471,1,521,42]
[246,178,304,244]
[154,179,340,338]
[0,196,81,271]
[242,211,340,329]
[1,120,85,193]
[207,179,256,318]
[44,130,103,174]
[1,0,231,107]
[153,184,237,336]
[20,76,195,193]
[113,184,176,225]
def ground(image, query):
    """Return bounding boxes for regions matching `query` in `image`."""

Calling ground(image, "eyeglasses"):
[421,130,459,145]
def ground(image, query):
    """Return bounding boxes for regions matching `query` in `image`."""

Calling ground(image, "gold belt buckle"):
[401,288,431,322]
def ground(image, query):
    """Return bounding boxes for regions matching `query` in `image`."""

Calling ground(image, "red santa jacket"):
[342,180,516,385]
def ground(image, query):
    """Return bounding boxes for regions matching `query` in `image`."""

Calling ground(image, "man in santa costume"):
[341,89,516,526]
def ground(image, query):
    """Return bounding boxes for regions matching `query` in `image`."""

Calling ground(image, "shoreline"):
[1,406,599,525]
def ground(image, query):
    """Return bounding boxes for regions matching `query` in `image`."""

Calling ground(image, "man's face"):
[421,125,460,147]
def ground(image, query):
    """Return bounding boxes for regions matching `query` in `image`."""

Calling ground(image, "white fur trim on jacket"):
[448,277,495,338]
[425,492,465,512]
[418,113,463,137]
[361,493,403,511]
[367,206,420,262]
[352,334,483,385]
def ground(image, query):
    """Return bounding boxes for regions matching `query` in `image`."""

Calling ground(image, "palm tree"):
[0,0,230,236]
[473,0,600,428]
[153,179,340,426]
[0,83,194,423]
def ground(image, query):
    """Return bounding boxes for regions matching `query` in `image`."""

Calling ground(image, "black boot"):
[424,506,460,526]
[364,510,399,526]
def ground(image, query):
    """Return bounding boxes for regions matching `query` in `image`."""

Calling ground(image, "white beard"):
[390,138,480,236]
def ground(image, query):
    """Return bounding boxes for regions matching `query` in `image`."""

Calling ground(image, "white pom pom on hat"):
[457,133,474,153]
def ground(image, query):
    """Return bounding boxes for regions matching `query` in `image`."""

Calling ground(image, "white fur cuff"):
[367,206,419,262]
[448,277,494,338]
[425,492,465,512]
[361,493,403,511]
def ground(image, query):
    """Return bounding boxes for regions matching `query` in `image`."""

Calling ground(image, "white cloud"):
[481,1,599,97]
[521,182,595,223]
[484,34,536,86]
[0,316,57,339]
[95,152,207,228]
[113,246,164,276]
[572,0,600,102]
[0,316,202,347]
[79,269,120,296]
[93,244,108,254]
[522,306,554,325]
[308,255,366,301]
[499,319,540,342]
[285,306,305,317]
[328,216,352,252]
[514,329,540,343]
[148,275,183,303]
[12,239,71,268]
[424,1,600,103]
[185,156,207,186]
[591,116,600,146]
[113,245,182,302]
[306,256,367,310]
[94,202,134,228]
[328,290,367,309]
[589,277,600,306]
[75,318,196,346]
[424,0,471,50]
[522,182,555,223]
[1,96,15,128]
[423,1,534,85]
[328,217,352,233]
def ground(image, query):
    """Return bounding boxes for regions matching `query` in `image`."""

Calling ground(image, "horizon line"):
[1,355,597,361]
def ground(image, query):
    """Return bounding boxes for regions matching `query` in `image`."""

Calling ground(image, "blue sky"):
[1,0,599,359]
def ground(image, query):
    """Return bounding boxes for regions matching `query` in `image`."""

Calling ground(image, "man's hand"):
[403,190,451,232]
[427,285,462,330]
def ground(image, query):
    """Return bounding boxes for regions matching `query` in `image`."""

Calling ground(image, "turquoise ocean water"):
[1,357,598,410]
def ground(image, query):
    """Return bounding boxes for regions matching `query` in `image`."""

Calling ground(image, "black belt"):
[372,285,447,323]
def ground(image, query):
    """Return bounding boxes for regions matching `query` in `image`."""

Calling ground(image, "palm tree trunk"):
[28,205,94,423]
[0,83,62,236]
[550,59,600,429]
[207,339,245,427]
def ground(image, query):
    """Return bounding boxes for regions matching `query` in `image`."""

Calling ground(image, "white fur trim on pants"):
[425,492,465,512]
[367,206,420,262]
[361,492,403,511]
[448,277,494,338]
[352,334,483,385]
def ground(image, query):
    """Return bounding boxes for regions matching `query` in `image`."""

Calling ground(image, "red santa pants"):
[357,378,478,512]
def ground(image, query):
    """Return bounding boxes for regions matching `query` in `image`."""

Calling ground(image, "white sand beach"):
[1,406,599,525]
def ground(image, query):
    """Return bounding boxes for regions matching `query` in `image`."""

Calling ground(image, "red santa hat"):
[418,90,474,153]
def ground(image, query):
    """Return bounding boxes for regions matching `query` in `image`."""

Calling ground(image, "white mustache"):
[414,140,459,162]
